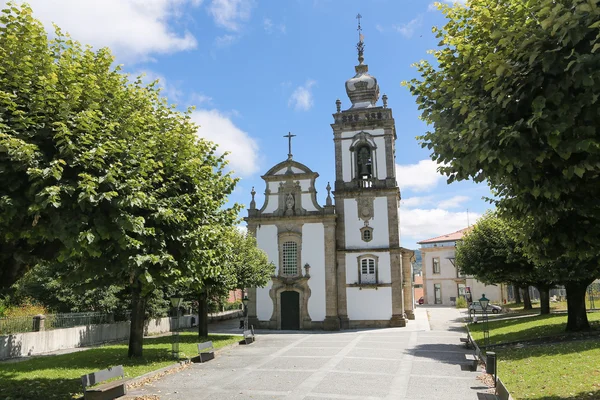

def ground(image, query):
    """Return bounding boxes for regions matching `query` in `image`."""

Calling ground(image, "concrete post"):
[32,314,46,331]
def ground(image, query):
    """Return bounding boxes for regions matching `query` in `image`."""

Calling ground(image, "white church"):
[245,28,414,330]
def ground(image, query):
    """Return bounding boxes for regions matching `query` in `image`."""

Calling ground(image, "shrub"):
[456,297,468,308]
[4,298,48,317]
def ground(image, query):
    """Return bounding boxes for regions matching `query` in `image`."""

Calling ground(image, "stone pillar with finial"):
[324,182,334,214]
[248,187,257,217]
[336,99,341,113]
[382,94,388,108]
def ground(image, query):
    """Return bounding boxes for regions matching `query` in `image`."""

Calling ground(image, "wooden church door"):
[280,291,300,330]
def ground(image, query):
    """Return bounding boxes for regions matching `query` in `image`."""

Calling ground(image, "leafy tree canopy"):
[406,0,600,278]
[0,3,239,355]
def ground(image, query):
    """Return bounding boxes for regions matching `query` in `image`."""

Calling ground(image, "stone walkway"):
[129,307,495,399]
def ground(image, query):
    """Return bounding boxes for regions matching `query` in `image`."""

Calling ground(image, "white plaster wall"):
[422,248,457,279]
[347,287,392,320]
[299,179,311,191]
[426,279,459,305]
[261,182,280,213]
[466,279,503,304]
[343,197,390,249]
[302,193,318,212]
[373,136,386,179]
[345,252,391,284]
[341,140,352,182]
[302,223,326,321]
[255,224,278,321]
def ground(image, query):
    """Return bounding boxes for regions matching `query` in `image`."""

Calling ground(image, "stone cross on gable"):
[284,132,296,160]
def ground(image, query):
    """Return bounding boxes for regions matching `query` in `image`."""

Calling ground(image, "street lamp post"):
[479,294,490,347]
[242,294,249,331]
[170,295,183,359]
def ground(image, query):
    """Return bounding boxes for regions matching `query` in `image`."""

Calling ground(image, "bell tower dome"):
[330,15,414,329]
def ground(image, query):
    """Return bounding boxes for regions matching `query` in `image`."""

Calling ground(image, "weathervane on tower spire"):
[356,13,365,65]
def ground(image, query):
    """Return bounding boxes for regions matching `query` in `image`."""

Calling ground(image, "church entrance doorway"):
[280,291,300,330]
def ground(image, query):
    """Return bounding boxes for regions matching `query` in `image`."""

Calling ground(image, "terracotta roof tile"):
[417,227,471,244]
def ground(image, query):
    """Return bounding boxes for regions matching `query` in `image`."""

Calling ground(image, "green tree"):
[406,0,600,331]
[196,227,274,337]
[0,3,238,356]
[456,213,555,314]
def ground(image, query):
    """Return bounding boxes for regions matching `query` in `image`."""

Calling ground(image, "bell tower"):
[331,16,413,328]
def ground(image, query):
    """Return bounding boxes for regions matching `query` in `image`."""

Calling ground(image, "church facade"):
[245,31,414,330]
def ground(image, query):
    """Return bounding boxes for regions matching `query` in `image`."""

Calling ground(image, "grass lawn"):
[468,311,600,399]
[469,312,600,345]
[0,332,241,399]
[496,339,600,399]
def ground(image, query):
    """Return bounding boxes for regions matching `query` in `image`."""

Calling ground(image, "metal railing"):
[0,312,113,335]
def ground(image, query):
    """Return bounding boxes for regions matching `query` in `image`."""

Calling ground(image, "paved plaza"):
[129,307,494,400]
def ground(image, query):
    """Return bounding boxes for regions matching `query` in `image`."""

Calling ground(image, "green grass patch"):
[469,312,600,345]
[0,332,241,399]
[496,339,600,399]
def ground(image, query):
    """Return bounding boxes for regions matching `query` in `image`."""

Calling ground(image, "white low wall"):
[0,315,193,360]
[0,311,243,360]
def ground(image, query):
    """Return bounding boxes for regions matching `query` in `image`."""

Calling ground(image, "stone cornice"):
[245,213,337,225]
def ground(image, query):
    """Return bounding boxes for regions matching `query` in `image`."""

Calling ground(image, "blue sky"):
[9,0,492,249]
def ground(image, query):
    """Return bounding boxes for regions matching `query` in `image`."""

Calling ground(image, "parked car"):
[468,301,502,314]
[417,297,424,305]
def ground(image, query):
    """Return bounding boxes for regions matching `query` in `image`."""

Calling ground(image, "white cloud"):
[437,195,470,209]
[191,109,260,176]
[189,93,213,106]
[7,0,200,62]
[393,16,423,38]
[214,34,239,47]
[207,0,254,31]
[401,196,434,208]
[401,208,480,245]
[263,17,286,34]
[288,80,317,111]
[375,24,385,33]
[396,159,445,192]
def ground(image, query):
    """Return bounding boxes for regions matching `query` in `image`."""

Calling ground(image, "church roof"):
[263,159,317,178]
[417,227,471,245]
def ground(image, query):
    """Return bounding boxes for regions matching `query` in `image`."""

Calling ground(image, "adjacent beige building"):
[418,228,506,306]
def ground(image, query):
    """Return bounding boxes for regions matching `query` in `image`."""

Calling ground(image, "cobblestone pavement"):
[129,307,495,400]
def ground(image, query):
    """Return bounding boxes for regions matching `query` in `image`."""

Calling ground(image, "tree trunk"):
[565,280,591,332]
[198,289,209,338]
[128,280,147,358]
[537,285,551,315]
[522,286,532,310]
[514,284,522,304]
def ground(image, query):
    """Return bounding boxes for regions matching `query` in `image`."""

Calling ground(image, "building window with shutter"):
[357,254,379,284]
[278,232,302,277]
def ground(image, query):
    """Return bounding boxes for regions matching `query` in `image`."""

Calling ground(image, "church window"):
[358,254,378,284]
[282,241,298,276]
[360,225,373,242]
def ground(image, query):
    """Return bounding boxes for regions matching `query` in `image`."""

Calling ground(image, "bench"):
[465,354,479,371]
[195,341,215,363]
[240,327,255,345]
[81,365,127,400]
[460,337,473,349]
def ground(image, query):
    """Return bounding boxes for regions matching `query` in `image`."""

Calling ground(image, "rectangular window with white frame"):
[358,255,378,284]
[432,257,441,274]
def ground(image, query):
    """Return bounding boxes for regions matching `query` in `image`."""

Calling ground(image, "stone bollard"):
[32,314,46,331]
